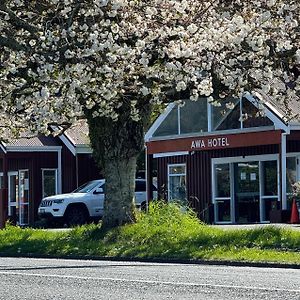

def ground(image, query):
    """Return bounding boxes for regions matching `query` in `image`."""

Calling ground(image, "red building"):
[0,121,101,226]
[145,93,300,224]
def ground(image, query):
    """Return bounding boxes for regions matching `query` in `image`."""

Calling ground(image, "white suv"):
[38,179,157,226]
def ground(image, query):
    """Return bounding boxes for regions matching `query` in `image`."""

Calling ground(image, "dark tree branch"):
[67,2,81,28]
[0,35,27,51]
[0,3,39,37]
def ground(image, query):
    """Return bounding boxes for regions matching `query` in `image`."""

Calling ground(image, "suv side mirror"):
[94,187,104,194]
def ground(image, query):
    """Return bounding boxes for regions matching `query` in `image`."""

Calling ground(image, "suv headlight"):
[53,199,64,204]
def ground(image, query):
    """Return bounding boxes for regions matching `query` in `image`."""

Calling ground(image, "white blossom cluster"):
[0,0,299,138]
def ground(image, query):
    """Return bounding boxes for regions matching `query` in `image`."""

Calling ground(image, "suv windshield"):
[72,180,102,193]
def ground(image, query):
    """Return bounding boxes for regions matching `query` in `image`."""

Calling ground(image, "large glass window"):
[42,169,57,198]
[212,98,240,131]
[180,98,208,134]
[152,96,274,138]
[242,99,273,128]
[262,161,278,196]
[213,158,279,224]
[168,164,187,205]
[153,106,178,137]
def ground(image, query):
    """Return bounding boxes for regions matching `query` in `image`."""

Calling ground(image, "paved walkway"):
[214,223,300,231]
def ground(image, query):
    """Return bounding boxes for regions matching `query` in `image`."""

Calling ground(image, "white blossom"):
[0,0,298,139]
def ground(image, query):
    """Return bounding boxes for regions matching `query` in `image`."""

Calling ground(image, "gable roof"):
[64,119,90,146]
[0,120,92,154]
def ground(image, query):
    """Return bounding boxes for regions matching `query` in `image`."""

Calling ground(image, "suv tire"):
[65,205,88,226]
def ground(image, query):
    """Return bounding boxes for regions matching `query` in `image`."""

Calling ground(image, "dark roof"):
[6,134,60,147]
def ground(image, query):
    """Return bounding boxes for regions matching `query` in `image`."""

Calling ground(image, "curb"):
[0,253,299,269]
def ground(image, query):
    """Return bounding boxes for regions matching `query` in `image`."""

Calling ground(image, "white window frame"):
[167,163,187,202]
[42,168,58,198]
[212,154,279,224]
[7,171,18,217]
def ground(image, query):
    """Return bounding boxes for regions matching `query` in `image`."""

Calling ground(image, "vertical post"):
[281,133,287,210]
[57,148,62,193]
[75,153,79,188]
[207,99,212,132]
[146,147,153,205]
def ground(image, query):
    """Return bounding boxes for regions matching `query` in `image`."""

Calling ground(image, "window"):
[42,169,57,198]
[168,164,187,205]
[261,160,279,222]
[242,99,273,128]
[153,105,178,137]
[135,180,146,192]
[180,98,208,134]
[152,96,274,138]
[214,163,231,222]
[212,98,240,131]
[286,157,297,194]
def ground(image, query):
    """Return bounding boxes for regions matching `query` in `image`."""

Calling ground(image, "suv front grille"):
[40,200,53,207]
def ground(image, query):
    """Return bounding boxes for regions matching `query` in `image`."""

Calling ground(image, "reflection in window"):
[43,169,57,198]
[153,105,178,137]
[180,99,208,134]
[215,164,230,198]
[262,161,278,196]
[215,201,231,222]
[152,96,274,138]
[242,99,273,128]
[168,164,187,205]
[286,157,296,194]
[212,98,240,131]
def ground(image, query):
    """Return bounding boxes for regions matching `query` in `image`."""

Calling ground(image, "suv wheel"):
[65,205,88,226]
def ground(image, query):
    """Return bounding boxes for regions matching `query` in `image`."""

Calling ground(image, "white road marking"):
[0,270,299,293]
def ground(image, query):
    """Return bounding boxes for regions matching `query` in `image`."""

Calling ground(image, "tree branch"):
[0,35,27,51]
[0,4,39,37]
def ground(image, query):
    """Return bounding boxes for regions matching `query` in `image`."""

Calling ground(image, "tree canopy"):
[0,0,299,136]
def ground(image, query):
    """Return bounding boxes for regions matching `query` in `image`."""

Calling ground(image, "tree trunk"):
[85,101,151,229]
[102,156,137,228]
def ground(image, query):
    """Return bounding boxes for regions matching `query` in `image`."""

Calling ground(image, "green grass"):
[0,202,299,264]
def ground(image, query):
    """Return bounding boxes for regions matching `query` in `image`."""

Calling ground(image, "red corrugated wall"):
[155,144,280,222]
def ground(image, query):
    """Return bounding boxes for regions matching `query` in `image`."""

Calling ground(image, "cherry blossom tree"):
[0,0,299,228]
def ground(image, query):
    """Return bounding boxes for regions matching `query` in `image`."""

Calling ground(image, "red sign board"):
[146,130,282,154]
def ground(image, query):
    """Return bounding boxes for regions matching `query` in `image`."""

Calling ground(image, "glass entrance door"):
[234,162,260,223]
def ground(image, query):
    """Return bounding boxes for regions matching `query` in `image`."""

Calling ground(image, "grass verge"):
[0,202,299,265]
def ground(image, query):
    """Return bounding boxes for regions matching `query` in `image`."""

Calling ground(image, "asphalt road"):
[0,257,299,300]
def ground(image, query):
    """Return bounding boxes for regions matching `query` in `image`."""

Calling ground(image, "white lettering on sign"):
[191,137,230,149]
